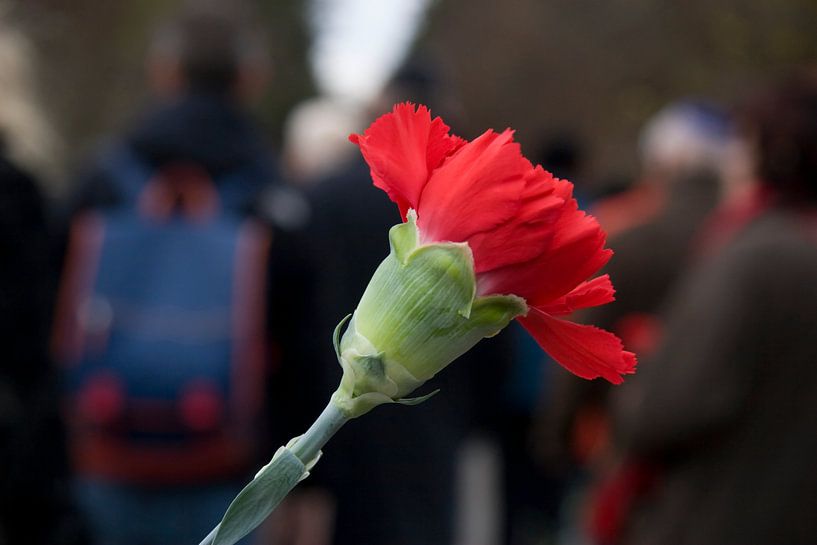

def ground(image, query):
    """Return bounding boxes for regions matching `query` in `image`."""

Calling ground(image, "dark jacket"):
[616,209,817,545]
[0,156,74,544]
[303,157,511,545]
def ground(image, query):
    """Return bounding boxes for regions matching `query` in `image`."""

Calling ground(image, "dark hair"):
[152,10,266,95]
[741,70,817,203]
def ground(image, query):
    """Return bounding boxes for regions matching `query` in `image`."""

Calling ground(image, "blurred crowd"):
[1,5,817,545]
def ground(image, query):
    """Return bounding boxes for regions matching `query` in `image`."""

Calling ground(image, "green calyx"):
[332,210,527,418]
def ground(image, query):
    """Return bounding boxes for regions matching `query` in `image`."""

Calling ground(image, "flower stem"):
[290,400,349,463]
[197,400,350,545]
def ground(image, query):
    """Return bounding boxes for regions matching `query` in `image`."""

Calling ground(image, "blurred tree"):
[257,0,315,145]
[12,0,312,179]
[421,0,817,186]
[17,0,181,173]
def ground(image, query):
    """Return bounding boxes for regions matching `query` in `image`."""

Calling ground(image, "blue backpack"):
[54,146,272,484]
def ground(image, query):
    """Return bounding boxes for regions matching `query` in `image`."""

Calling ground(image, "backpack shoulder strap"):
[214,154,277,214]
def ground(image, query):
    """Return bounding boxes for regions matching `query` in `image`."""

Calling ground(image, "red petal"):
[478,199,612,305]
[519,308,636,384]
[350,103,461,220]
[552,177,575,201]
[468,166,565,273]
[540,274,615,316]
[417,129,530,244]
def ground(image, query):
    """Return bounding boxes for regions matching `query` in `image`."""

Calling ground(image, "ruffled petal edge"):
[519,307,636,384]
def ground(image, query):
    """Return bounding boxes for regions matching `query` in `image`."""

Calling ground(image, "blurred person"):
[281,96,364,186]
[53,8,307,545]
[536,101,730,545]
[591,102,730,364]
[296,65,511,545]
[375,55,465,129]
[0,18,80,545]
[535,131,589,201]
[592,101,730,239]
[0,12,63,193]
[613,70,817,545]
[691,122,766,259]
[498,133,589,545]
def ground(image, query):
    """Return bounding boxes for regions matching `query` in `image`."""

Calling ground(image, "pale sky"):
[308,0,432,102]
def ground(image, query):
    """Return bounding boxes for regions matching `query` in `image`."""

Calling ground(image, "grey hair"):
[0,14,62,191]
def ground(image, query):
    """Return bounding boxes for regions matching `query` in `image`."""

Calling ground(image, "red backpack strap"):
[52,212,107,366]
[229,219,273,429]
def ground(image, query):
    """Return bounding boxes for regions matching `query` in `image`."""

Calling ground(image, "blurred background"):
[2,0,817,544]
[13,0,817,183]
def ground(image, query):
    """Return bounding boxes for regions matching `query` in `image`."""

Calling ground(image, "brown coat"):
[616,210,817,545]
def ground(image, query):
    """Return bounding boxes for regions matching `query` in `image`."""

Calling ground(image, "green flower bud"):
[332,211,527,418]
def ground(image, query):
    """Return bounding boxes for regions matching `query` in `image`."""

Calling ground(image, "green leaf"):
[211,447,308,545]
[388,209,419,264]
[396,389,440,405]
[333,314,352,362]
[468,294,528,337]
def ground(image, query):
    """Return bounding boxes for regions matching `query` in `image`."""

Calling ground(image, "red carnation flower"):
[350,103,636,384]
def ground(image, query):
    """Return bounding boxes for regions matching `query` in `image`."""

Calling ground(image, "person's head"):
[282,97,363,184]
[375,56,462,127]
[639,100,732,184]
[0,15,61,189]
[534,131,584,181]
[739,69,817,204]
[147,7,269,102]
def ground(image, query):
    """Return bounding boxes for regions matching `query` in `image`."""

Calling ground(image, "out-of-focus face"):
[720,135,757,203]
[235,61,270,105]
[146,55,184,98]
[145,54,269,105]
